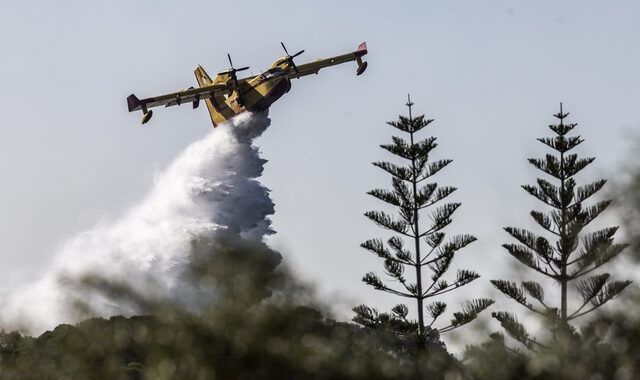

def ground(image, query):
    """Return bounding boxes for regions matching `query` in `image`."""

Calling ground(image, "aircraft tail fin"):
[194,65,213,87]
[194,65,230,127]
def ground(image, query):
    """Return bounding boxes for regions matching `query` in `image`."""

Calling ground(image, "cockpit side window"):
[264,67,285,80]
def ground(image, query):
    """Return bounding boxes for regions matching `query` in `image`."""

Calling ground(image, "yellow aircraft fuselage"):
[195,59,293,126]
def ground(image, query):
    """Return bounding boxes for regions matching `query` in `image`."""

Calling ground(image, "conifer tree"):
[353,96,493,349]
[491,104,632,349]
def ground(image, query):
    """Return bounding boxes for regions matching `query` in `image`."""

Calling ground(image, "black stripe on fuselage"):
[249,78,292,111]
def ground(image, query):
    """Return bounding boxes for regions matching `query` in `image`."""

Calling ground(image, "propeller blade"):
[227,53,233,68]
[292,63,299,74]
[236,66,250,72]
[280,42,289,56]
[292,49,305,58]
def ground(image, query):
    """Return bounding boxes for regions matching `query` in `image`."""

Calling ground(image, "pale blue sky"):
[1,0,639,335]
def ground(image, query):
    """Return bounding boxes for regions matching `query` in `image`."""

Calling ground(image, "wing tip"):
[127,94,141,112]
[357,42,368,55]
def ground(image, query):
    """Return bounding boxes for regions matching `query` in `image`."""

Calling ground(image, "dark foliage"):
[0,234,462,379]
[0,309,460,380]
[465,311,640,380]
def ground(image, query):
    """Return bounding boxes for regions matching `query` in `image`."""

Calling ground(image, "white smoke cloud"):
[1,112,274,333]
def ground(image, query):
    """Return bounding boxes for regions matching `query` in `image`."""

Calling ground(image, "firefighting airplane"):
[127,42,368,127]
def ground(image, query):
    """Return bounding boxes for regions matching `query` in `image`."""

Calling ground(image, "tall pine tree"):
[353,96,493,350]
[491,104,632,349]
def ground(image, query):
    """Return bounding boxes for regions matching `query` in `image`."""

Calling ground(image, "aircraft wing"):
[127,83,230,114]
[288,42,368,79]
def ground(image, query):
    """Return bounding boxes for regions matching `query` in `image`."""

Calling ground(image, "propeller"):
[218,53,249,106]
[280,42,304,74]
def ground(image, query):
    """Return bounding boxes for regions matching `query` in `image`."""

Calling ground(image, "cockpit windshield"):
[264,67,286,80]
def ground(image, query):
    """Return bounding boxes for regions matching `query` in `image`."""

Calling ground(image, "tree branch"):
[425,278,476,298]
